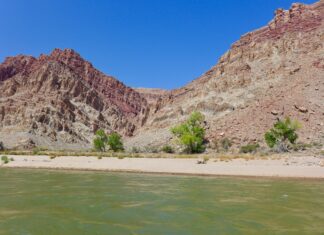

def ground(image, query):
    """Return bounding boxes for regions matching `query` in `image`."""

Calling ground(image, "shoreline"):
[1,155,324,179]
[5,165,324,181]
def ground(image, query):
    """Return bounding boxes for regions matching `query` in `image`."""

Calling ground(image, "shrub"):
[132,154,141,158]
[291,142,312,151]
[131,147,141,153]
[311,142,323,148]
[197,156,209,164]
[107,133,124,152]
[240,144,260,153]
[32,147,47,155]
[171,111,206,154]
[143,146,159,153]
[211,138,232,152]
[32,148,39,155]
[0,142,4,151]
[264,117,301,152]
[1,155,9,164]
[161,145,174,153]
[93,129,108,152]
[220,138,232,151]
[210,139,219,150]
[203,156,209,162]
[49,154,58,159]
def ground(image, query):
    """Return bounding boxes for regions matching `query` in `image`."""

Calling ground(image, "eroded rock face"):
[0,49,148,149]
[129,0,324,148]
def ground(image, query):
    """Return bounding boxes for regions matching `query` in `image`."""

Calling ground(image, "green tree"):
[171,111,206,153]
[107,133,124,152]
[93,129,108,152]
[264,117,301,152]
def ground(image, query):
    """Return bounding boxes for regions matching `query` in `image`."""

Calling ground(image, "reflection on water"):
[0,168,324,235]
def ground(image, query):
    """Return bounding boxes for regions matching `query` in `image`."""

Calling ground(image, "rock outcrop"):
[128,0,324,148]
[0,49,148,149]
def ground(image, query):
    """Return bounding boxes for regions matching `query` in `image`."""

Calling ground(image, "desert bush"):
[93,129,108,152]
[212,138,232,152]
[265,117,301,152]
[107,133,124,152]
[131,147,141,153]
[311,142,323,148]
[203,156,209,162]
[240,143,260,153]
[143,146,159,153]
[258,151,270,157]
[161,145,174,153]
[210,139,219,150]
[1,155,9,164]
[32,147,47,155]
[171,111,206,154]
[291,142,312,151]
[220,138,232,151]
[197,156,209,164]
[49,153,59,159]
[32,148,40,155]
[0,142,4,151]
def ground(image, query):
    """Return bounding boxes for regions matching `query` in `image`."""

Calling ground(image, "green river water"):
[0,168,324,235]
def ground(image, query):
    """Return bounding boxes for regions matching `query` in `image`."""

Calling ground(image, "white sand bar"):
[1,155,324,179]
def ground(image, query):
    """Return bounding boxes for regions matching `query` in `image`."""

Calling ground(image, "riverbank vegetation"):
[0,142,4,151]
[171,111,206,153]
[265,117,301,152]
[0,144,322,162]
[0,113,322,159]
[1,155,14,164]
[93,130,124,152]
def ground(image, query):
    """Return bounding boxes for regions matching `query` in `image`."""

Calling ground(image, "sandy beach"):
[1,155,324,178]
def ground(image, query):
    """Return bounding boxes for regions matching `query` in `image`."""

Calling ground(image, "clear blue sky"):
[0,0,317,89]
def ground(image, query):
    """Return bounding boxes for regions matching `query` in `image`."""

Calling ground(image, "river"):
[0,168,323,234]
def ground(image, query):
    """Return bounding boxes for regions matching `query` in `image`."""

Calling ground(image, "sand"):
[1,155,324,178]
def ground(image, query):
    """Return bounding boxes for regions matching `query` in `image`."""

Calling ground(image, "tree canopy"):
[265,117,301,152]
[171,111,206,153]
[93,130,124,152]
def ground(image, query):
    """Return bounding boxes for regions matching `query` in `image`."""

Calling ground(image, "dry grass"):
[212,152,280,162]
[0,149,289,160]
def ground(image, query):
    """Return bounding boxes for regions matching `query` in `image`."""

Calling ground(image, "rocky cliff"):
[129,0,324,149]
[0,49,149,149]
